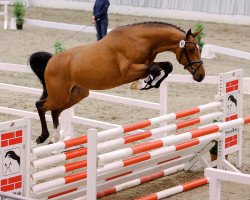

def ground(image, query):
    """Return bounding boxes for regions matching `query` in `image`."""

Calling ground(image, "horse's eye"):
[189,48,195,53]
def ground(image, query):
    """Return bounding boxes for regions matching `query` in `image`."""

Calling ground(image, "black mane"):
[119,21,185,33]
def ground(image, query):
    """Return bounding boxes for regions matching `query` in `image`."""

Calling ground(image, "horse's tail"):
[28,51,53,89]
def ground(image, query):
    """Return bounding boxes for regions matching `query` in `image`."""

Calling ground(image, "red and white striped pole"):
[32,111,221,171]
[98,116,250,164]
[97,164,185,198]
[31,116,250,194]
[32,102,222,156]
[99,133,221,174]
[32,147,87,169]
[97,112,222,152]
[135,177,209,200]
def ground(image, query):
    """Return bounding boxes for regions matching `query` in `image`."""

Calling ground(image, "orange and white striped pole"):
[31,159,87,181]
[32,147,87,169]
[135,177,209,200]
[97,112,222,152]
[32,102,222,156]
[97,164,185,198]
[32,111,221,171]
[99,133,221,174]
[98,116,250,164]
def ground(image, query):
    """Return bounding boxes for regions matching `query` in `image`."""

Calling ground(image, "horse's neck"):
[145,27,184,54]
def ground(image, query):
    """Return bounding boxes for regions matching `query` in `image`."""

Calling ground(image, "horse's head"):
[176,29,205,82]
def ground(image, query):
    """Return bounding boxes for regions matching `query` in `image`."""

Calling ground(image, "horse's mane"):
[118,21,185,33]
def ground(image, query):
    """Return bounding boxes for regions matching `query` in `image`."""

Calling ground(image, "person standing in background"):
[92,0,110,41]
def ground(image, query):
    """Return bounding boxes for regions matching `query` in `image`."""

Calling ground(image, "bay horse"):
[29,22,205,144]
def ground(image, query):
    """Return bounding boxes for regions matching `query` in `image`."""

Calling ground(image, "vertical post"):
[87,128,98,200]
[218,69,243,170]
[25,0,30,7]
[160,80,168,116]
[235,71,243,168]
[24,118,31,198]
[60,107,75,140]
[158,80,168,138]
[217,73,224,169]
[209,178,221,200]
[4,2,8,29]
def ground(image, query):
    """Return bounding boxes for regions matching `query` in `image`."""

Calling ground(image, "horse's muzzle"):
[194,74,204,82]
[193,64,205,82]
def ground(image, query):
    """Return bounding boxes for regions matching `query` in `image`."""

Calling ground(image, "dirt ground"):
[0,6,250,200]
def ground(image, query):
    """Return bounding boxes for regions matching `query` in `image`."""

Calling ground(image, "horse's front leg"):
[130,61,173,90]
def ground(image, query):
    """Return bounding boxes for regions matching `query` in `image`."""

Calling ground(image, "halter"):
[178,40,203,76]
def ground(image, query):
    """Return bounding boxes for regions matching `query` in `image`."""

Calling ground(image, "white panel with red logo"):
[220,69,243,161]
[0,119,28,198]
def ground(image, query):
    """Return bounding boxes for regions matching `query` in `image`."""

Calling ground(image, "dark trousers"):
[95,19,108,41]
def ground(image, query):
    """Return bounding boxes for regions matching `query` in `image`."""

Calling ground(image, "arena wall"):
[29,0,250,25]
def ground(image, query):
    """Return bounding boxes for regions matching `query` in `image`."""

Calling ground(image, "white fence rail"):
[202,45,250,60]
[205,168,250,200]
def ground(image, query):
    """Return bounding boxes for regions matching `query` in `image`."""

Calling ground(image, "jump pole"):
[135,177,209,200]
[32,101,222,156]
[98,116,249,165]
[30,112,221,175]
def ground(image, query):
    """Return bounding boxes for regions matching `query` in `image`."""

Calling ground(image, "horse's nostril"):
[199,74,204,82]
[194,74,204,82]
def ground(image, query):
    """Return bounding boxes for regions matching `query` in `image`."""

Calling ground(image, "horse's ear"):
[193,28,203,38]
[186,29,192,37]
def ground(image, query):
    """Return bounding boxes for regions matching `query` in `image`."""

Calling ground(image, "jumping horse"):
[29,22,205,144]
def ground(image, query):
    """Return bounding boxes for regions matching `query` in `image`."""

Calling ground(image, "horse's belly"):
[76,72,125,90]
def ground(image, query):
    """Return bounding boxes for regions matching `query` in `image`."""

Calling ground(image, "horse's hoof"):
[130,80,142,90]
[48,137,57,144]
[36,136,47,144]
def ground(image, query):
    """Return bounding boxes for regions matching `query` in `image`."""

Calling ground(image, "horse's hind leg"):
[36,84,72,143]
[50,86,89,142]
[35,89,49,144]
[51,86,89,128]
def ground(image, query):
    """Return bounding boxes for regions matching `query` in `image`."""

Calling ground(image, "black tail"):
[28,51,53,89]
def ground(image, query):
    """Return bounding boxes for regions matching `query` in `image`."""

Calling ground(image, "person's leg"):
[100,19,108,39]
[95,21,102,41]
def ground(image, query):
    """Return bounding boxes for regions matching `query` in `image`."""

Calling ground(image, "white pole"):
[60,107,75,140]
[87,129,98,200]
[24,118,31,198]
[160,80,168,116]
[158,80,168,138]
[4,2,8,29]
[208,178,221,200]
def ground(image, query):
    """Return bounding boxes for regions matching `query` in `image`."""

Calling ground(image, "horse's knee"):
[149,64,161,78]
[137,62,173,90]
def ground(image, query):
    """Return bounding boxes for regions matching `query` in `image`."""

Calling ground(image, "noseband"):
[178,40,203,76]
